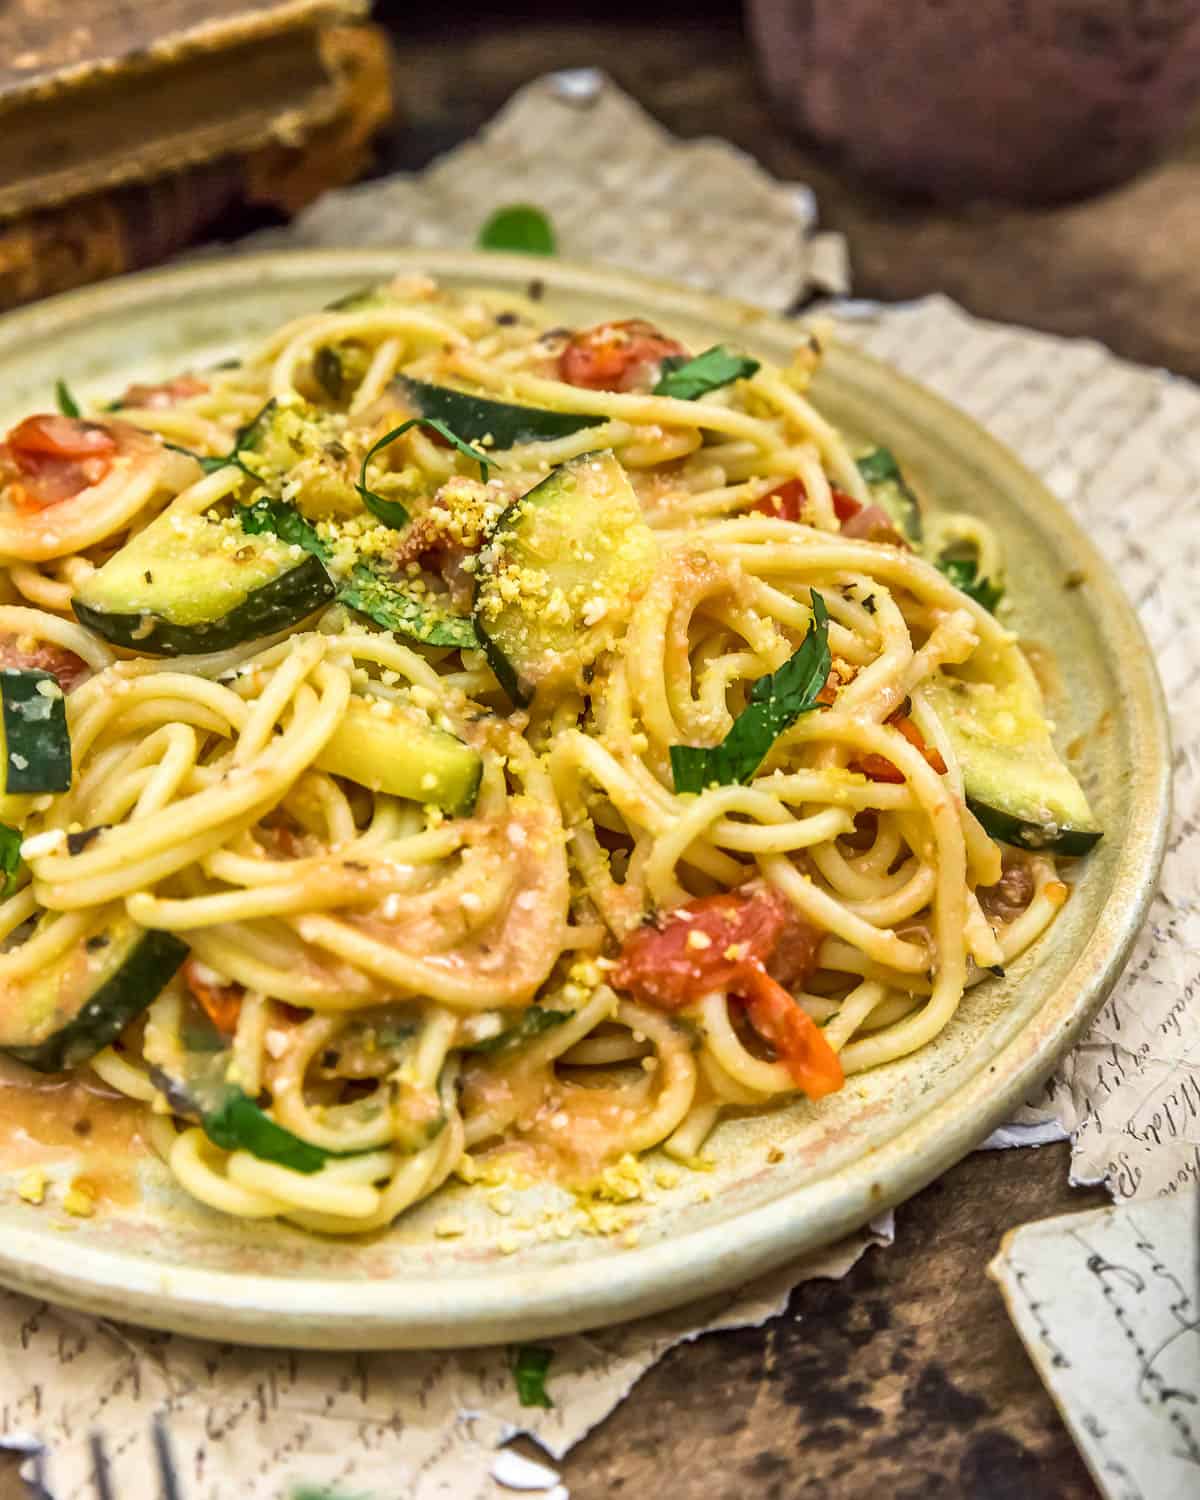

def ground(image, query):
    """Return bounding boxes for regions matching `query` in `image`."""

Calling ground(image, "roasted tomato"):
[558,319,687,392]
[183,957,244,1036]
[613,887,842,1099]
[739,966,844,1097]
[853,715,947,783]
[753,478,906,545]
[614,888,791,1009]
[119,374,209,409]
[1,415,117,511]
[0,634,89,692]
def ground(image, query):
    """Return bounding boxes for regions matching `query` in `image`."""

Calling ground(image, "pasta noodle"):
[0,274,1098,1234]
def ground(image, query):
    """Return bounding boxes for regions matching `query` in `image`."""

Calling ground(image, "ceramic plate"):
[0,252,1170,1348]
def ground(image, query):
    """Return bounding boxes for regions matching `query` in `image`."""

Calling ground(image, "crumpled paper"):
[2,69,1195,1500]
[989,1192,1199,1500]
[0,1220,894,1500]
[243,68,851,311]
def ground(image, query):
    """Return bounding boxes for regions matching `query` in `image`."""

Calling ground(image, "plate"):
[0,251,1170,1348]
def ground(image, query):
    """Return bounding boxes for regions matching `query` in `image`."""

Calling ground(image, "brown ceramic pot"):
[746,0,1200,201]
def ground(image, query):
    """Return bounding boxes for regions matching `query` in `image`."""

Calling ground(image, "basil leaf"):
[239,498,330,561]
[939,557,1004,613]
[165,399,276,478]
[0,824,21,897]
[512,1344,554,1409]
[652,345,760,402]
[203,1089,330,1174]
[465,1008,571,1055]
[55,379,81,418]
[477,204,556,255]
[670,591,830,793]
[357,419,492,529]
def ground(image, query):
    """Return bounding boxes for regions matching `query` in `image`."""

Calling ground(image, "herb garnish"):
[164,399,276,477]
[856,447,904,487]
[938,557,1004,612]
[478,204,557,256]
[512,1345,555,1408]
[0,824,21,896]
[55,379,81,418]
[239,498,479,648]
[202,1089,331,1174]
[465,1008,571,1055]
[653,345,760,402]
[670,591,830,793]
[356,419,492,530]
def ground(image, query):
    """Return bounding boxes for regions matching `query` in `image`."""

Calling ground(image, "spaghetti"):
[0,275,1100,1234]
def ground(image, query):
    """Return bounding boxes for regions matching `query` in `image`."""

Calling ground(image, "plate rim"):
[0,248,1172,1348]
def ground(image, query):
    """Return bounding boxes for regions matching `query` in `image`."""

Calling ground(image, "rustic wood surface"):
[5,6,1184,1494]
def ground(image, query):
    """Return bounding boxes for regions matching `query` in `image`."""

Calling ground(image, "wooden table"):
[6,6,1170,1493]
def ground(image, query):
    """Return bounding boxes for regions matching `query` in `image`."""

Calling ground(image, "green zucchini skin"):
[856,447,923,543]
[397,377,606,448]
[1,669,71,794]
[3,926,189,1073]
[73,554,335,656]
[967,800,1102,857]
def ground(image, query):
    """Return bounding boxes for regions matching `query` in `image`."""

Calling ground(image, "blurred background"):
[6,0,1200,374]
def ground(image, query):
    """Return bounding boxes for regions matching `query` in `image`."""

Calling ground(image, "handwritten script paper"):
[990,1194,1199,1500]
[0,1226,892,1499]
[1,72,1196,1500]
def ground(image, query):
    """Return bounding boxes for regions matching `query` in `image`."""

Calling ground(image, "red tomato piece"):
[1,414,117,511]
[613,888,790,1010]
[183,957,244,1036]
[739,966,844,1097]
[120,374,208,409]
[0,634,88,691]
[753,479,882,532]
[558,319,687,392]
[853,715,947,783]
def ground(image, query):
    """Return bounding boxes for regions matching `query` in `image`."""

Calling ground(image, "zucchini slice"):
[73,507,335,655]
[0,912,188,1073]
[474,451,657,706]
[926,648,1102,856]
[857,447,923,543]
[1,669,70,794]
[397,377,605,449]
[316,696,482,816]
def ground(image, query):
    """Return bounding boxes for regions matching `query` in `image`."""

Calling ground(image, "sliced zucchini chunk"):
[926,648,1102,856]
[316,696,482,816]
[397,376,606,449]
[73,507,335,655]
[0,912,188,1073]
[857,446,923,543]
[474,450,657,706]
[0,669,70,794]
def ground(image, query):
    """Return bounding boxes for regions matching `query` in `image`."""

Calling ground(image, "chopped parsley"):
[670,591,830,793]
